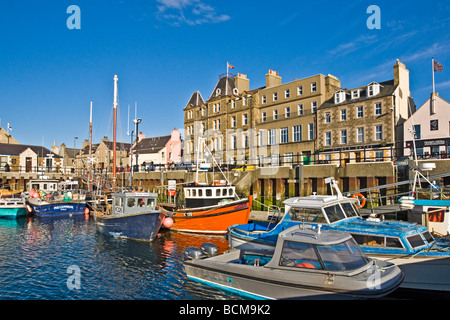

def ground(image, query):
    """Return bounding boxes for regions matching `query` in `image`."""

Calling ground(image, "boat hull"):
[170,196,252,234]
[0,207,27,219]
[96,210,166,241]
[27,199,86,217]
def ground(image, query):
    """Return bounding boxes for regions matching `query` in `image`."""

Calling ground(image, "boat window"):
[323,205,346,223]
[137,198,146,207]
[340,202,358,217]
[385,237,403,248]
[32,184,39,190]
[316,239,370,271]
[351,234,385,247]
[279,241,323,269]
[407,234,426,250]
[147,199,155,207]
[288,208,325,223]
[127,198,136,208]
[222,189,227,196]
[43,184,48,190]
[228,188,233,196]
[186,189,191,197]
[192,189,196,197]
[115,197,122,207]
[422,231,434,244]
[216,189,221,196]
[198,189,203,197]
[206,189,212,197]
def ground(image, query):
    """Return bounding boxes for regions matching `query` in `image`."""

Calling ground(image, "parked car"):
[174,162,196,172]
[232,164,255,172]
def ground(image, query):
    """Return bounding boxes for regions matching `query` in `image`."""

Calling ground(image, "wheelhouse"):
[111,192,158,215]
[184,183,236,208]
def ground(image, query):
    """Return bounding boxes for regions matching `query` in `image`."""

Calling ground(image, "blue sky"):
[0,0,449,149]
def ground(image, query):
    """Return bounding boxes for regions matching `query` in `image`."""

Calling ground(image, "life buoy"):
[352,193,366,208]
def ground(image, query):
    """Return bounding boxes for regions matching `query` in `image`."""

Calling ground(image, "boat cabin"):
[184,182,235,208]
[111,192,158,215]
[27,177,59,193]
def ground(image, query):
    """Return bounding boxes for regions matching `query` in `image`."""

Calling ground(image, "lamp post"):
[134,118,142,172]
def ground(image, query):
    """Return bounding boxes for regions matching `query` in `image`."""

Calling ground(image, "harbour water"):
[0,215,242,300]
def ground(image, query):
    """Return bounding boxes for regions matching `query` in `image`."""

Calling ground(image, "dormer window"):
[367,82,380,97]
[215,88,221,97]
[334,90,346,104]
[351,89,360,99]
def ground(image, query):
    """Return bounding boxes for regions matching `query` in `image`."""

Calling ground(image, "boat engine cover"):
[201,242,218,257]
[184,247,204,260]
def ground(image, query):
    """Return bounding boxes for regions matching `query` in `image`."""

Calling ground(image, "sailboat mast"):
[113,75,118,184]
[89,101,93,192]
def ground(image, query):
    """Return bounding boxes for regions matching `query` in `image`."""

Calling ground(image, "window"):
[269,129,277,145]
[375,102,382,115]
[231,100,235,108]
[261,96,266,104]
[298,104,304,116]
[413,124,421,139]
[311,101,317,114]
[324,112,331,123]
[297,85,303,95]
[273,109,278,120]
[243,96,247,106]
[325,131,331,146]
[293,125,302,142]
[231,116,236,127]
[285,89,290,98]
[430,119,439,131]
[231,135,237,149]
[375,125,383,140]
[261,112,267,122]
[285,106,290,118]
[281,127,289,144]
[217,119,221,130]
[258,130,264,146]
[351,89,360,99]
[340,109,347,121]
[357,127,365,142]
[340,129,347,144]
[279,241,323,269]
[375,151,384,161]
[308,123,314,140]
[357,106,364,118]
[273,92,278,101]
[201,108,205,116]
[367,82,380,97]
[311,82,317,92]
[242,113,248,125]
[243,134,248,148]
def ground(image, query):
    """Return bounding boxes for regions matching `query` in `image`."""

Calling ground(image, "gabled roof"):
[186,91,205,108]
[133,135,171,154]
[0,143,62,158]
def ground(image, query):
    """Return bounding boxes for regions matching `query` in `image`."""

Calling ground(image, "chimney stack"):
[265,69,281,88]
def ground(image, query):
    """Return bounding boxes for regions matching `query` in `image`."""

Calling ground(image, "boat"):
[0,197,27,219]
[228,177,450,293]
[184,224,404,300]
[25,177,87,217]
[93,191,170,241]
[399,164,450,236]
[162,138,252,234]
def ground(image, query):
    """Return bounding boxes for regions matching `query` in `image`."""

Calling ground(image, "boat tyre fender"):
[352,193,366,208]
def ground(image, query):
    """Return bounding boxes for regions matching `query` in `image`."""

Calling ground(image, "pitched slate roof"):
[320,80,398,109]
[186,91,205,108]
[0,143,62,158]
[209,75,236,100]
[133,135,171,154]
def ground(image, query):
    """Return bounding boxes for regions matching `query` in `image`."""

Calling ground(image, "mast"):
[113,75,118,185]
[89,101,93,192]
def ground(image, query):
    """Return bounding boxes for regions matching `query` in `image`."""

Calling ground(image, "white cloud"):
[156,0,230,26]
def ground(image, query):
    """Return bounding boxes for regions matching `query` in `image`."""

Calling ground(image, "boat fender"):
[184,247,204,260]
[26,205,33,213]
[201,242,218,257]
[163,217,173,228]
[84,207,90,215]
[352,193,366,208]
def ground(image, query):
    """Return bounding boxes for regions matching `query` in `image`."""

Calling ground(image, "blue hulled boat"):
[93,192,171,241]
[228,178,450,293]
[25,177,87,217]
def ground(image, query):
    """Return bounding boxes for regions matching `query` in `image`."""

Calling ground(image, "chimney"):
[265,69,281,88]
[235,73,249,93]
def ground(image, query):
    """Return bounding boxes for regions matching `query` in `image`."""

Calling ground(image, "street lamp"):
[134,118,142,172]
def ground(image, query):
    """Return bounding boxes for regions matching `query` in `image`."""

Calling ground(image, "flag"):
[227,62,235,69]
[434,60,443,72]
[7,123,12,131]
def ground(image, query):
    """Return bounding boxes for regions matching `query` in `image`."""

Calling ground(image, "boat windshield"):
[288,208,326,223]
[279,238,370,271]
[323,202,358,223]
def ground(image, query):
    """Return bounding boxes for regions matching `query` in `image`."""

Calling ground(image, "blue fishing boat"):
[0,197,27,219]
[93,192,171,241]
[228,177,450,293]
[25,177,87,217]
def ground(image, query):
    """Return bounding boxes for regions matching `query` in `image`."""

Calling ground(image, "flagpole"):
[432,57,435,114]
[226,62,229,78]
